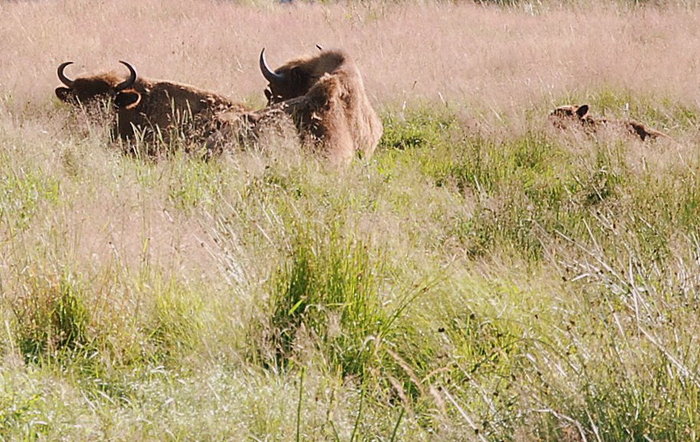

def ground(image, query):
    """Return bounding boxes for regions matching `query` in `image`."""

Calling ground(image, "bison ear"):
[55,87,72,102]
[576,105,589,118]
[115,90,142,110]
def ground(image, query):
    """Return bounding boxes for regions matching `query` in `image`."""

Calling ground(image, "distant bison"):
[258,48,383,165]
[549,104,667,141]
[56,61,248,150]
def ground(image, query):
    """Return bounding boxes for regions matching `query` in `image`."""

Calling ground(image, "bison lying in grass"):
[255,48,383,165]
[55,61,131,105]
[56,61,248,154]
[549,104,667,141]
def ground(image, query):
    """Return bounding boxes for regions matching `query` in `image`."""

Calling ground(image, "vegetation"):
[1,0,700,440]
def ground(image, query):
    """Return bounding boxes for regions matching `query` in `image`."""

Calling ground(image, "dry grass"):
[2,1,700,440]
[2,1,700,114]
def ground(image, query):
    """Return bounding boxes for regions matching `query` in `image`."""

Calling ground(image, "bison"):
[257,48,383,165]
[549,104,667,141]
[55,61,134,105]
[55,61,248,152]
[111,62,249,145]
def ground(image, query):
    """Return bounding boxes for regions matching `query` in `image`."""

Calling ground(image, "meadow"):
[1,0,700,439]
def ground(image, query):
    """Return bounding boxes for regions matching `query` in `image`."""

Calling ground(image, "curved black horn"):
[259,49,285,83]
[57,61,75,87]
[316,44,323,51]
[115,60,137,91]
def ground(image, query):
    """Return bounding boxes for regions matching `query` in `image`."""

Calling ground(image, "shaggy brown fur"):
[259,49,383,165]
[204,105,299,157]
[113,80,248,145]
[549,104,667,141]
[55,61,248,149]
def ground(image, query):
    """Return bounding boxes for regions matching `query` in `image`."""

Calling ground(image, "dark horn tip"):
[116,60,137,91]
[57,61,76,86]
[118,60,136,72]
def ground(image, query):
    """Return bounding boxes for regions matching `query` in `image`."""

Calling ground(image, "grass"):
[6,98,700,439]
[2,0,700,440]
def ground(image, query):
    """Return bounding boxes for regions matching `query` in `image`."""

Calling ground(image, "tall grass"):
[2,0,700,440]
[260,227,385,375]
[3,0,700,118]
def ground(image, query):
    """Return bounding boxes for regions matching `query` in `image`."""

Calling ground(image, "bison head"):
[259,48,345,104]
[548,104,590,129]
[55,61,137,105]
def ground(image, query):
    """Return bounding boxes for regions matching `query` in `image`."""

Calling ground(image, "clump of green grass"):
[380,106,459,152]
[12,271,92,364]
[259,225,386,378]
[248,216,447,421]
[144,275,205,364]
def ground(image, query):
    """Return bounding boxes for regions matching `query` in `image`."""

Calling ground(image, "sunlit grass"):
[2,0,700,440]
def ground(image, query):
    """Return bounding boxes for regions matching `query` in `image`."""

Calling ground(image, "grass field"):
[2,0,700,440]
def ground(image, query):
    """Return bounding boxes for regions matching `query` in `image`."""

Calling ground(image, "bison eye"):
[264,88,273,103]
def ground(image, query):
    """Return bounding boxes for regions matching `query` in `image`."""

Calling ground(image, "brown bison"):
[258,48,383,165]
[55,61,134,104]
[549,104,667,141]
[205,105,300,158]
[56,61,248,149]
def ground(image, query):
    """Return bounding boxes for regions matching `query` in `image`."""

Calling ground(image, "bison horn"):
[57,61,75,87]
[115,60,137,91]
[259,49,285,83]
